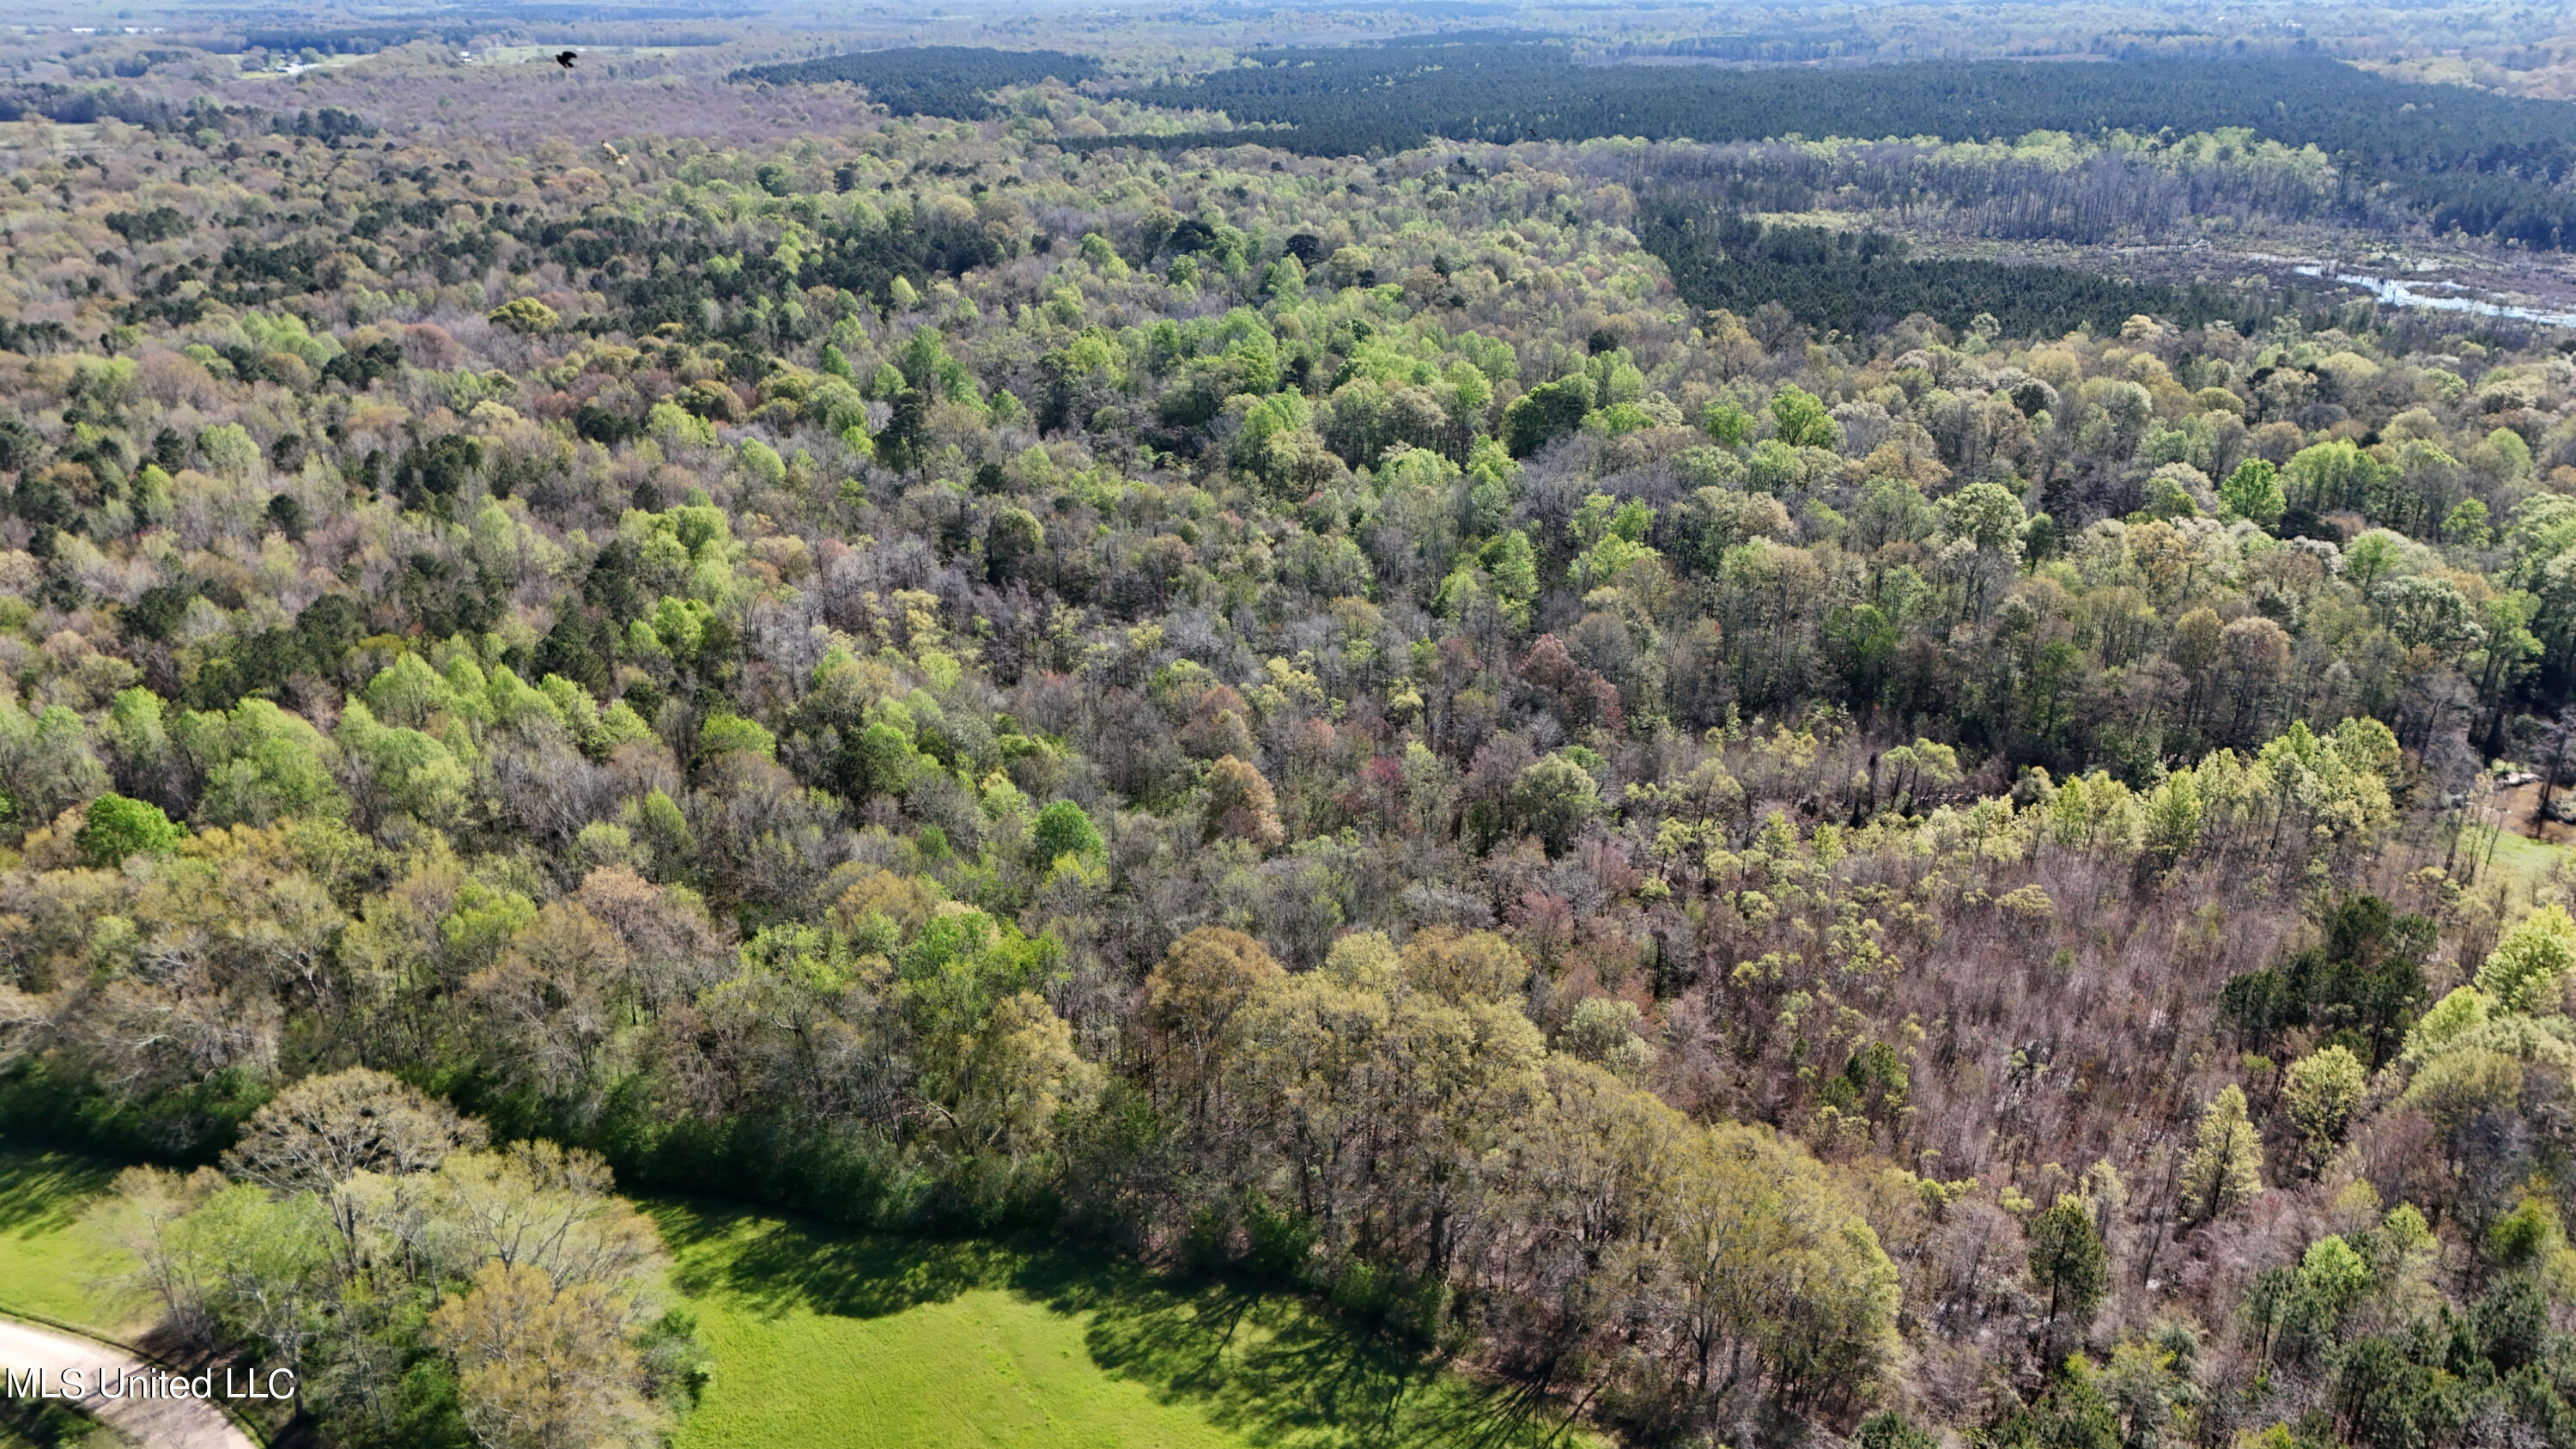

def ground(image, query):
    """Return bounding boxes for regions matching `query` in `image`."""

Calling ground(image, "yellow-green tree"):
[432,1261,665,1449]
[2180,1084,2263,1222]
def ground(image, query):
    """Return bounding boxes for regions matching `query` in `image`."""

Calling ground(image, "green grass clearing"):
[2462,824,2573,902]
[0,1148,138,1335]
[0,1146,1597,1449]
[0,1147,148,1448]
[651,1199,1600,1449]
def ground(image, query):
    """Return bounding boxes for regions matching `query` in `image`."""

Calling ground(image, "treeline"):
[0,82,187,129]
[1636,205,2271,338]
[1629,130,2355,247]
[0,85,374,148]
[1625,30,1882,62]
[1121,46,2569,166]
[1093,44,2576,249]
[234,27,480,53]
[731,46,1103,119]
[233,9,748,53]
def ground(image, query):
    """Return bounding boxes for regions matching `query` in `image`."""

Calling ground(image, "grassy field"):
[0,1145,1589,1449]
[0,1148,147,1448]
[2475,825,2572,898]
[652,1200,1594,1449]
[0,1148,138,1334]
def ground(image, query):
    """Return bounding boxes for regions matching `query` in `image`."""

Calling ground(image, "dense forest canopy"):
[7,6,2576,1449]
[1112,46,2573,163]
[1040,46,2576,249]
[1635,207,2275,338]
[731,46,1105,119]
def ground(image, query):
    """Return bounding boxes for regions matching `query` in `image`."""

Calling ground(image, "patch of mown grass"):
[0,1148,135,1332]
[0,1145,147,1447]
[0,1143,1597,1449]
[650,1199,1597,1449]
[2476,826,2572,900]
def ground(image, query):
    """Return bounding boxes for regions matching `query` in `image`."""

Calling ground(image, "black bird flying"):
[555,51,578,69]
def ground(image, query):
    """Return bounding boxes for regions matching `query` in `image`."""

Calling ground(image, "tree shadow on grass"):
[647,1198,1017,1321]
[646,1196,1571,1449]
[0,1148,119,1238]
[1023,1259,1559,1449]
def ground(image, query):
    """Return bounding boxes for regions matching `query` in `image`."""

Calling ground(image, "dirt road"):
[0,1315,258,1449]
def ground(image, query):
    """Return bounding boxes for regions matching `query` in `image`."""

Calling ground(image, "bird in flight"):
[555,51,578,69]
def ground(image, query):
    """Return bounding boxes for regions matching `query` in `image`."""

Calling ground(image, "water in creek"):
[2293,265,2576,328]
